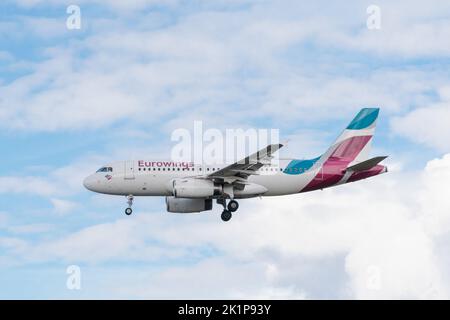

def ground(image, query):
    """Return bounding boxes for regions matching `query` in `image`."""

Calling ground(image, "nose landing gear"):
[125,195,134,215]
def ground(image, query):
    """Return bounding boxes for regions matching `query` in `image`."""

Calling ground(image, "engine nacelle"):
[165,197,213,213]
[171,178,222,198]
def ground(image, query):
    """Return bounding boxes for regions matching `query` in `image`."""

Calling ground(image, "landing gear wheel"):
[221,210,232,222]
[125,194,134,216]
[227,200,239,212]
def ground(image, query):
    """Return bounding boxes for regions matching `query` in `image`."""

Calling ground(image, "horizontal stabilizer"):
[345,156,388,172]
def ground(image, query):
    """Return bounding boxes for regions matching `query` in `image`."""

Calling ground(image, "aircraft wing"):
[207,143,284,181]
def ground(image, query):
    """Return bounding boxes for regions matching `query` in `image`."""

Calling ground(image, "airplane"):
[83,108,388,222]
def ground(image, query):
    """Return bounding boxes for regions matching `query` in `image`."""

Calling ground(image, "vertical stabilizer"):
[317,108,379,165]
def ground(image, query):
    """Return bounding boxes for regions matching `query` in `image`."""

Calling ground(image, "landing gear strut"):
[218,198,239,222]
[125,194,134,215]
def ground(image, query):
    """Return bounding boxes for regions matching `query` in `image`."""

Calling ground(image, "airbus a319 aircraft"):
[83,108,388,222]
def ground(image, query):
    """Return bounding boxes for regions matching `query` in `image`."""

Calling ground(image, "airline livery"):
[83,108,388,221]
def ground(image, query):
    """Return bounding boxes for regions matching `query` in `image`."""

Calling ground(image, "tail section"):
[317,108,379,166]
[299,108,386,193]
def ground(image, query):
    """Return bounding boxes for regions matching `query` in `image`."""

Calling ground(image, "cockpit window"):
[96,167,113,173]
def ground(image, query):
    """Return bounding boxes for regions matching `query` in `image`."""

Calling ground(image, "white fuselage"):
[83,160,319,198]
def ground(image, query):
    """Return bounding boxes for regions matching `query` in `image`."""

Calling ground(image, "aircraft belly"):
[139,175,172,196]
[249,172,316,196]
[106,175,173,196]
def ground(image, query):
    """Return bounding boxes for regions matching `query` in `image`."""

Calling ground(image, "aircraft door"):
[124,160,135,180]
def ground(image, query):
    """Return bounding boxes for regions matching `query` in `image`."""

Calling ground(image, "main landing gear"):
[228,200,239,212]
[125,194,134,215]
[218,199,239,222]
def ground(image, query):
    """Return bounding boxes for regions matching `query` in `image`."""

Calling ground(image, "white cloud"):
[50,198,77,215]
[15,0,179,11]
[0,212,9,228]
[0,51,13,61]
[393,87,450,152]
[324,18,450,58]
[0,237,28,258]
[2,1,449,132]
[0,176,58,196]
[419,154,450,236]
[0,155,108,199]
[8,223,53,235]
[396,103,450,151]
[0,52,144,131]
[21,17,72,39]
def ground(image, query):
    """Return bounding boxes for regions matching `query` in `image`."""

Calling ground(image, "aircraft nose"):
[83,175,96,191]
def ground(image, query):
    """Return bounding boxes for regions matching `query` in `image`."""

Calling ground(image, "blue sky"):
[1,0,450,299]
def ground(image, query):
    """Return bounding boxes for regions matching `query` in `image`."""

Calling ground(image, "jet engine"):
[165,197,213,213]
[171,178,222,198]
